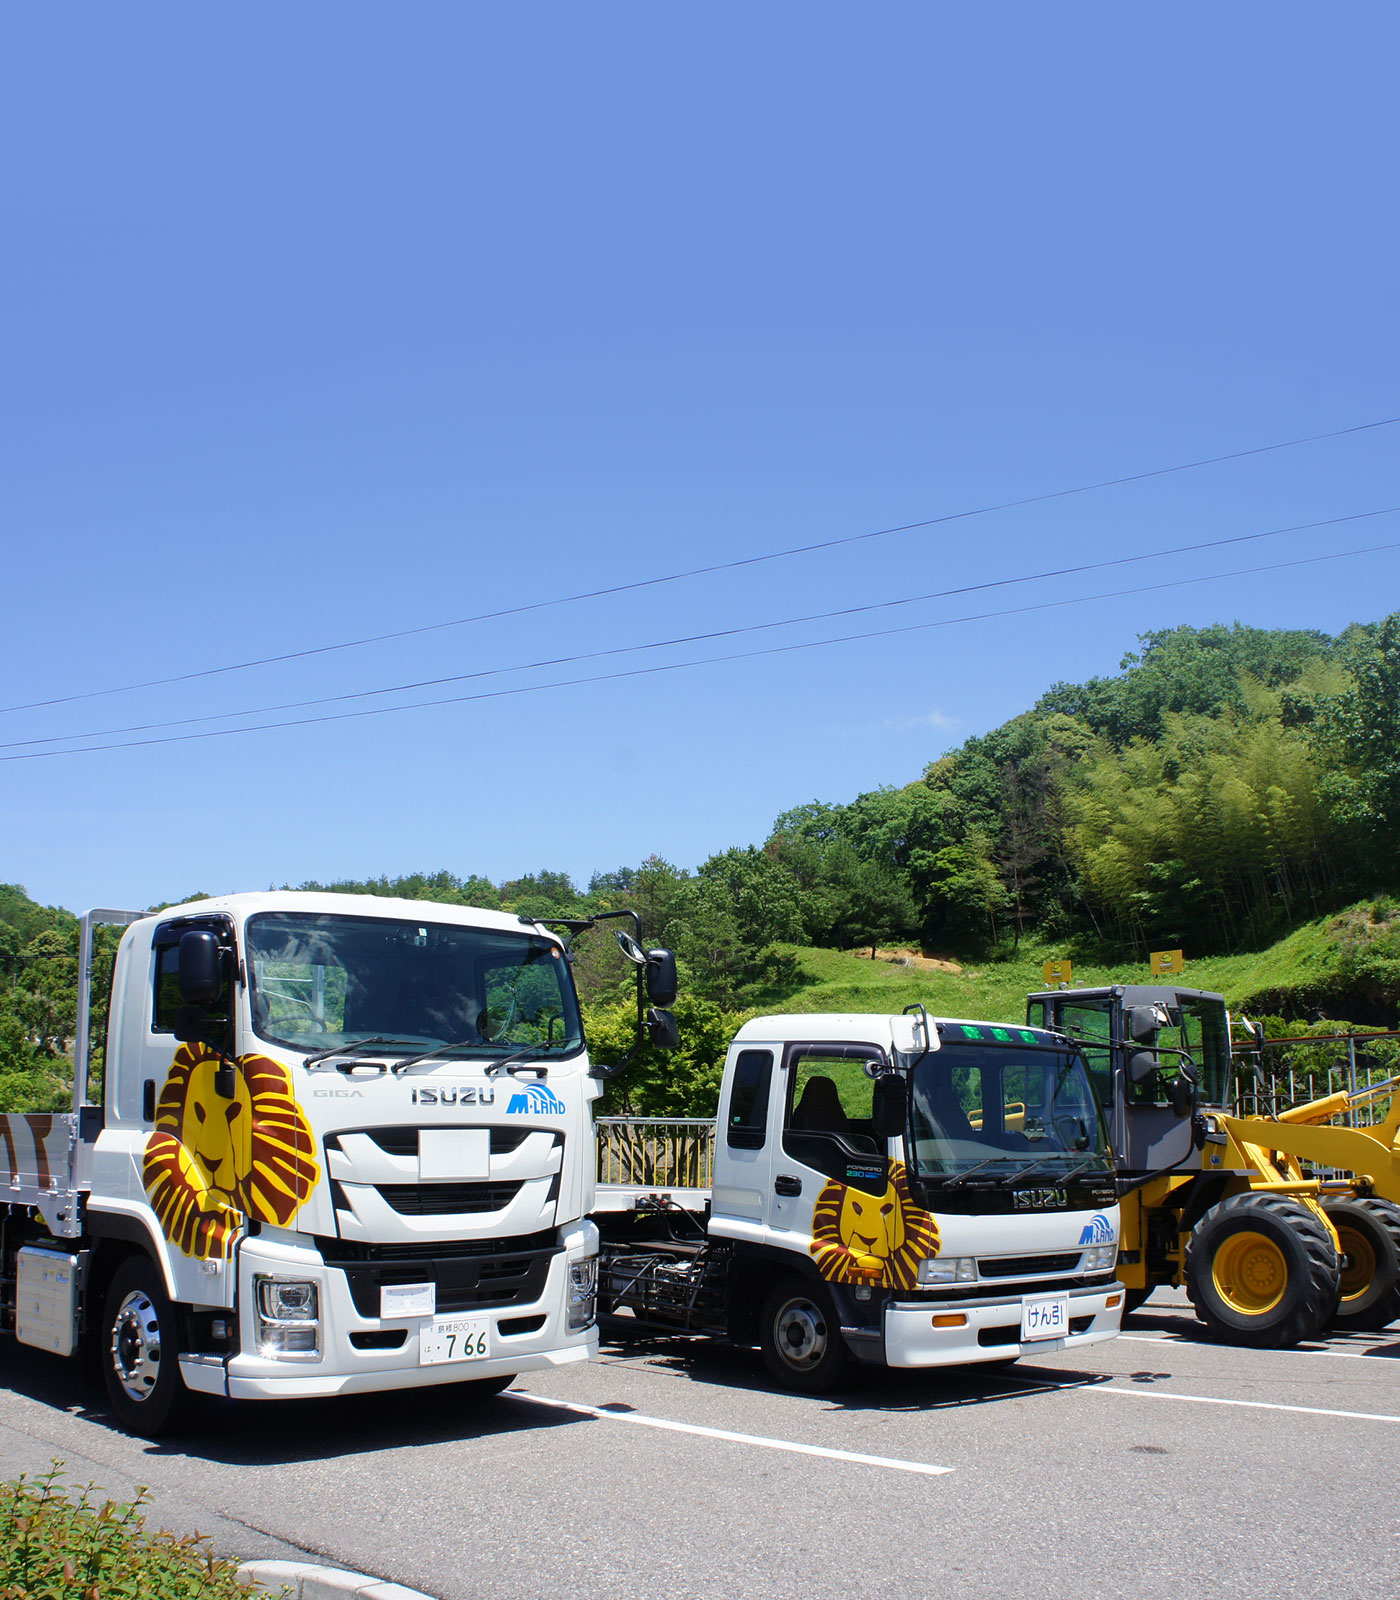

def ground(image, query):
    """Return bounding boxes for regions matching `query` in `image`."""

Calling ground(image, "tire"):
[759,1275,849,1393]
[1325,1198,1400,1332]
[1123,1286,1154,1315]
[100,1255,191,1437]
[1184,1193,1340,1349]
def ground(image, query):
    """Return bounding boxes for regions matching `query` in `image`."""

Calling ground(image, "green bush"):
[0,1463,274,1600]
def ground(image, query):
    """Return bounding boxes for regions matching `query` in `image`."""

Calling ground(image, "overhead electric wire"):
[6,503,1398,752]
[7,537,1398,763]
[3,412,1397,718]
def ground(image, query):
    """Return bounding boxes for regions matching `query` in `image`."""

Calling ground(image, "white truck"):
[595,1008,1124,1389]
[0,891,677,1435]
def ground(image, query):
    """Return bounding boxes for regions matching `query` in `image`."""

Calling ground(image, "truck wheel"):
[101,1256,191,1437]
[759,1276,849,1393]
[1184,1193,1340,1348]
[1123,1287,1154,1315]
[1324,1198,1400,1332]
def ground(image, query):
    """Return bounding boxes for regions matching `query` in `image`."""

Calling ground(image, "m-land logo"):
[506,1083,565,1116]
[1079,1212,1115,1245]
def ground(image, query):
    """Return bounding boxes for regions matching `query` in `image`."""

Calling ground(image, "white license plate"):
[419,1316,490,1366]
[1020,1296,1069,1341]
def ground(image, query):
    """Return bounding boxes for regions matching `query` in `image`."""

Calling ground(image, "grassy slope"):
[741,899,1400,1027]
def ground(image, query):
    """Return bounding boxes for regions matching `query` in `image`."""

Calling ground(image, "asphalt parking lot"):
[1,1289,1397,1600]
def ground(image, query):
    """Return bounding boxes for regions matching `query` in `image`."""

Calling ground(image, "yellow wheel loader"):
[1025,985,1351,1347]
[1220,1080,1400,1332]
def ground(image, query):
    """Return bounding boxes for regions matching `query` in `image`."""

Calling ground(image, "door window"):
[726,1049,774,1149]
[782,1045,885,1182]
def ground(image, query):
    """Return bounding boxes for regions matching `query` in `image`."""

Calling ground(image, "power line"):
[3,412,1396,718]
[7,537,1397,763]
[6,503,1396,752]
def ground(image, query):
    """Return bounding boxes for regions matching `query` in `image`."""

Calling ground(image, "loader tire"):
[1325,1198,1400,1332]
[1184,1193,1340,1348]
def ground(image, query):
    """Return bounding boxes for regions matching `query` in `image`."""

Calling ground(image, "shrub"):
[0,1463,276,1600]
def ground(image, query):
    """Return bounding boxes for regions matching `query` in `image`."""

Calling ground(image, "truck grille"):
[977,1252,1081,1279]
[377,1181,524,1216]
[317,1232,558,1317]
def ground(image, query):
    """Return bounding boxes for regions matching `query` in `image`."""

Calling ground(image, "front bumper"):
[882,1282,1122,1368]
[183,1223,598,1400]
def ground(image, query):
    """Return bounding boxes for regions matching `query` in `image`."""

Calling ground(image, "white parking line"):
[1117,1333,1398,1362]
[1100,1386,1400,1424]
[512,1391,955,1476]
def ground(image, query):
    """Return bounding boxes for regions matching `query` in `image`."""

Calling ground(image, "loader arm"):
[1217,1111,1400,1205]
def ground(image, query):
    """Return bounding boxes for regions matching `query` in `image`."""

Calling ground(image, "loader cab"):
[1026,985,1231,1178]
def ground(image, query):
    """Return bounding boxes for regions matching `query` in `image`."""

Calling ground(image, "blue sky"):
[3,4,1397,912]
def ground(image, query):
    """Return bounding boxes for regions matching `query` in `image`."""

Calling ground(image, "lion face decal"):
[142,1042,321,1260]
[810,1160,940,1290]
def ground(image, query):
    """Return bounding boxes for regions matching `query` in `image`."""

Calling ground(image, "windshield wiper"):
[391,1037,482,1074]
[391,1040,563,1077]
[940,1156,1017,1188]
[1002,1154,1106,1186]
[484,1043,557,1078]
[303,1035,412,1070]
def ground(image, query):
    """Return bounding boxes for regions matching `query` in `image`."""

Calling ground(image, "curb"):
[237,1558,437,1600]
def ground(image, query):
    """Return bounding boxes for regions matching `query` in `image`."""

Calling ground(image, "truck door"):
[768,1044,886,1244]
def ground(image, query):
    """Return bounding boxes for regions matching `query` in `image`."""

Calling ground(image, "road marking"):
[1117,1333,1398,1362]
[1100,1386,1400,1424]
[512,1392,954,1476]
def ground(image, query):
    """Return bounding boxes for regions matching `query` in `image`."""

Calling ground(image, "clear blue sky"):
[3,4,1397,913]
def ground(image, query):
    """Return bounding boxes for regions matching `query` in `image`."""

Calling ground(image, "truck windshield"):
[910,1042,1112,1182]
[246,913,583,1061]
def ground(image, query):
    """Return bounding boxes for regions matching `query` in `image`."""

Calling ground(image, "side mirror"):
[1171,1076,1195,1118]
[645,949,678,1008]
[1127,1005,1160,1045]
[646,1008,680,1050]
[1128,1049,1158,1085]
[178,931,223,1007]
[872,1074,906,1139]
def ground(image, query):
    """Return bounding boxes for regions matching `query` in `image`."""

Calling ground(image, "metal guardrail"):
[1232,1030,1400,1128]
[595,1117,716,1191]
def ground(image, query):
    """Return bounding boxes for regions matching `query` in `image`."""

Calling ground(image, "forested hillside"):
[6,611,1400,1115]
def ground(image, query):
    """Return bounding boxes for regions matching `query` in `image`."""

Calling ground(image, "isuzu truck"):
[0,891,676,1435]
[595,1007,1124,1390]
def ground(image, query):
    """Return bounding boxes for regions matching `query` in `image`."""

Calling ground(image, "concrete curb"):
[237,1558,437,1600]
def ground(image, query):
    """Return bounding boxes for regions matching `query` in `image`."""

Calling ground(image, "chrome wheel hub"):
[110,1290,162,1404]
[774,1297,827,1369]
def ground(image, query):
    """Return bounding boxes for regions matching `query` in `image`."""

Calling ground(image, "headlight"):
[1081,1245,1118,1273]
[254,1275,321,1359]
[917,1256,976,1286]
[568,1255,597,1332]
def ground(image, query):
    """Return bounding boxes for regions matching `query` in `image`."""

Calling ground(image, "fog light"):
[254,1275,321,1361]
[931,1313,967,1328]
[917,1256,976,1286]
[1106,1293,1122,1308]
[568,1255,597,1332]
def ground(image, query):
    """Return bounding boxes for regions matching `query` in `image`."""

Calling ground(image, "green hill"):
[738,896,1400,1033]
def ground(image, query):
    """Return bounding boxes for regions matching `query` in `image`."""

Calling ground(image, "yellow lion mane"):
[142,1042,321,1261]
[809,1159,940,1291]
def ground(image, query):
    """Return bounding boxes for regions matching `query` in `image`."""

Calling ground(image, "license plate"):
[419,1316,490,1366]
[1020,1295,1069,1341]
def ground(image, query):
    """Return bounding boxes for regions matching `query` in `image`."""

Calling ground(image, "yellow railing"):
[595,1117,716,1191]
